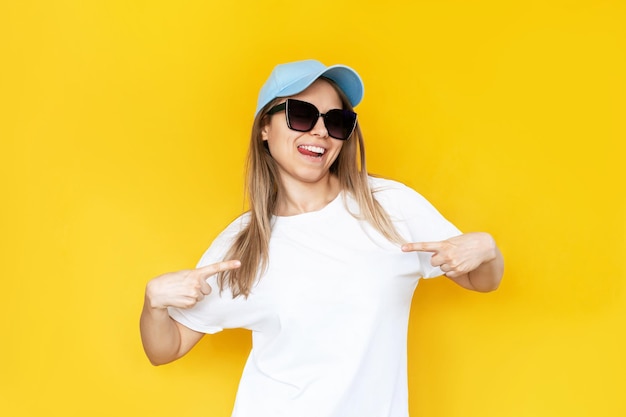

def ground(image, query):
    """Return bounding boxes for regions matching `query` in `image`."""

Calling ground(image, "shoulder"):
[368,176,430,206]
[196,212,250,268]
[368,176,410,192]
[218,212,251,240]
[367,175,445,220]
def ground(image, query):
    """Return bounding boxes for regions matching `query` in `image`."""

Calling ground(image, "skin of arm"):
[139,260,241,365]
[402,232,504,292]
[446,243,504,292]
[140,297,204,366]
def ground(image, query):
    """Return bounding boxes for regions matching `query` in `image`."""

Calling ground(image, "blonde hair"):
[217,79,404,297]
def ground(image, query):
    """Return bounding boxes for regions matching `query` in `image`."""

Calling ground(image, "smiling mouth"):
[297,145,326,157]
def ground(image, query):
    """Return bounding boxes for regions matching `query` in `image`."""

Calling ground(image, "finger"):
[196,260,241,278]
[430,253,444,268]
[199,279,212,295]
[178,296,200,309]
[401,241,444,253]
[442,270,462,279]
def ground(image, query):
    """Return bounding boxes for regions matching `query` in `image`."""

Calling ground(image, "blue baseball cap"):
[255,59,364,117]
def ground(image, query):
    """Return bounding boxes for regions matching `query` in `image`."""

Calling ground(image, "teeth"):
[299,145,325,154]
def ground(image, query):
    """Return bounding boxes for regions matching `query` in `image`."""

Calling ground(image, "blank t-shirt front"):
[169,177,461,417]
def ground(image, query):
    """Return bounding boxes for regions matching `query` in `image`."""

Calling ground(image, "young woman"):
[140,59,504,417]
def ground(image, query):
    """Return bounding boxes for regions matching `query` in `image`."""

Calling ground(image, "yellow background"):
[1,1,624,416]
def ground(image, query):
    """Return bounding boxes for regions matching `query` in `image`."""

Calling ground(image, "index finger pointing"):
[196,260,241,278]
[401,241,444,253]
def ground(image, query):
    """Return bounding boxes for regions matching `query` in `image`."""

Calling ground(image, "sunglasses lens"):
[285,99,357,140]
[325,109,357,140]
[287,100,318,132]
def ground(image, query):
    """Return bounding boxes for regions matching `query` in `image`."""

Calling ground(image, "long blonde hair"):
[217,79,404,297]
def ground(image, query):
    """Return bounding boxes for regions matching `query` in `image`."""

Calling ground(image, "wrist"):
[145,282,168,310]
[478,232,497,262]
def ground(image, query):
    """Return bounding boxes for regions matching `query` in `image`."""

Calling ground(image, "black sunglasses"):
[267,99,357,140]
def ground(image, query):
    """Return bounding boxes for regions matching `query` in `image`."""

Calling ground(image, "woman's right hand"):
[145,260,241,310]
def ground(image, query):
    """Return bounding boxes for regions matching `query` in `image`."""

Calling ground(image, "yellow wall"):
[1,1,624,416]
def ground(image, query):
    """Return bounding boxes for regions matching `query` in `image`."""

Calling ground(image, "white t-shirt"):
[169,177,461,417]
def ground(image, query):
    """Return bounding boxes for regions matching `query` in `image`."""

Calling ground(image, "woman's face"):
[261,79,345,187]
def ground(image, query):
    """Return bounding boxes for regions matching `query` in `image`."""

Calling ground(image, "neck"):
[275,175,341,216]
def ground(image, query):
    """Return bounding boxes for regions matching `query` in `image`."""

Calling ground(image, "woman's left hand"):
[401,232,498,279]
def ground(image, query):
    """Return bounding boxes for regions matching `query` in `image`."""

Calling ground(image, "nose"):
[309,115,329,138]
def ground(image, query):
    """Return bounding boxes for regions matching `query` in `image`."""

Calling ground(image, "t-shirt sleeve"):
[371,177,462,279]
[167,215,254,334]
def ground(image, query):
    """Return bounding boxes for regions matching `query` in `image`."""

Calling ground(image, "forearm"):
[467,246,504,292]
[139,297,182,366]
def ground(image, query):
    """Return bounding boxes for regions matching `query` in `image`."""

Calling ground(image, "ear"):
[261,123,270,141]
